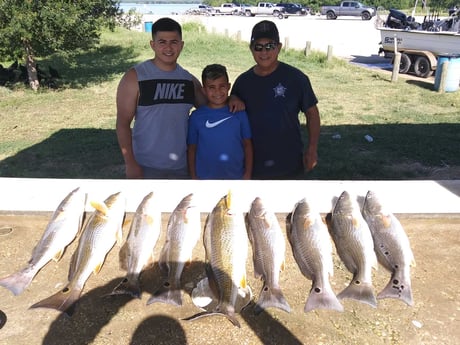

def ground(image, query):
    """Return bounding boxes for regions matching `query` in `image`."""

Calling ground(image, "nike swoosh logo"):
[205,116,232,128]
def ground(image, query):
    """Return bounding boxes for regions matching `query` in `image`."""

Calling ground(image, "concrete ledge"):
[0,178,459,214]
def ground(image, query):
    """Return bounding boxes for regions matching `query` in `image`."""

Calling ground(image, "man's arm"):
[116,68,143,178]
[242,138,253,180]
[303,104,321,172]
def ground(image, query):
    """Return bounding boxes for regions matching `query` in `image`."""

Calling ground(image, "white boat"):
[376,7,460,77]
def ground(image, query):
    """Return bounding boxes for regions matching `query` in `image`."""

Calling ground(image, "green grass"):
[0,25,459,179]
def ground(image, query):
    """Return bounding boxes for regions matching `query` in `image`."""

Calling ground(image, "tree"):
[0,0,120,90]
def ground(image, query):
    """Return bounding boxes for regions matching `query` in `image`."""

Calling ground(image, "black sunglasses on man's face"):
[252,42,278,52]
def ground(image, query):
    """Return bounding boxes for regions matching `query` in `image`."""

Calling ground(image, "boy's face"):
[202,76,230,109]
[150,31,184,69]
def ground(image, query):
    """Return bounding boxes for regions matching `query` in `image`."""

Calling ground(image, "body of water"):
[119,2,199,15]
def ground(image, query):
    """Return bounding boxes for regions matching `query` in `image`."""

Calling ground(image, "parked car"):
[276,3,309,15]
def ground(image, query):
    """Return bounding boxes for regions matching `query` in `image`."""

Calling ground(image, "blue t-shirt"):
[231,62,318,178]
[187,105,252,179]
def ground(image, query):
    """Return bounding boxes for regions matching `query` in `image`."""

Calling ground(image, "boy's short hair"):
[152,17,182,39]
[202,64,229,84]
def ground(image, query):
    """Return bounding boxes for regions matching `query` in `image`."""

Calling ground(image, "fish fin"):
[240,274,247,289]
[0,267,36,296]
[254,285,291,315]
[116,227,123,246]
[411,258,416,267]
[29,285,82,316]
[377,275,413,306]
[303,217,313,229]
[93,262,103,275]
[337,280,377,308]
[182,309,241,328]
[145,214,154,226]
[109,276,141,299]
[281,259,286,272]
[90,201,109,215]
[352,216,360,228]
[52,249,65,262]
[147,280,182,306]
[304,284,343,313]
[226,190,232,209]
[381,214,392,228]
[68,250,78,281]
[118,242,129,271]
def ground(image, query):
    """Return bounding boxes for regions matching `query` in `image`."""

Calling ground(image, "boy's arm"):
[116,68,143,178]
[187,144,198,179]
[242,138,253,180]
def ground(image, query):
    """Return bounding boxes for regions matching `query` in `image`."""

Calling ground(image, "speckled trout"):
[30,192,125,316]
[0,187,86,296]
[186,191,251,327]
[246,197,290,315]
[287,198,343,312]
[328,191,378,308]
[147,193,201,306]
[111,192,161,299]
[361,190,415,306]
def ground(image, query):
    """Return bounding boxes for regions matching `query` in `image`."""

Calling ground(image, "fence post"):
[391,53,401,82]
[327,45,333,61]
[438,60,449,93]
[304,41,311,57]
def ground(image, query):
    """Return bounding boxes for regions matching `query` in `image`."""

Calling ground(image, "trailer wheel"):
[399,53,411,74]
[413,56,432,78]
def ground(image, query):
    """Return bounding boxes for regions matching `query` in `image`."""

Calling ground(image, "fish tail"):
[29,286,82,316]
[254,285,291,315]
[182,309,241,328]
[146,281,183,306]
[109,277,141,299]
[337,280,377,308]
[304,284,344,313]
[377,278,413,306]
[0,267,36,296]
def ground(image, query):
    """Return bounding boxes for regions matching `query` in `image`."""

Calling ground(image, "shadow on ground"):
[1,124,459,181]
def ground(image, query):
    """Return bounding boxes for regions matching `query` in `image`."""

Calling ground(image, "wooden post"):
[284,37,289,50]
[304,41,311,57]
[438,60,449,93]
[225,29,229,37]
[236,30,241,41]
[327,45,333,61]
[392,53,401,82]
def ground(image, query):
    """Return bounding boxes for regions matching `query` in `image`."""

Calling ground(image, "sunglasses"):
[252,42,278,52]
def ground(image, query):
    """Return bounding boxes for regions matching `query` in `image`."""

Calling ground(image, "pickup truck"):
[242,2,287,19]
[320,1,376,20]
[214,3,239,15]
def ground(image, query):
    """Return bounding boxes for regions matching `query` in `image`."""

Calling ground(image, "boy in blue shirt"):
[187,64,253,179]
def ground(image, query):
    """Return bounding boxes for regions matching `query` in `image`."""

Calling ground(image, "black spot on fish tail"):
[146,282,183,306]
[106,277,141,299]
[304,283,344,313]
[377,277,413,306]
[254,285,290,315]
[337,280,377,308]
[29,286,82,317]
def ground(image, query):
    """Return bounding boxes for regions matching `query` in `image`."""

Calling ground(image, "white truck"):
[214,3,239,15]
[242,2,287,19]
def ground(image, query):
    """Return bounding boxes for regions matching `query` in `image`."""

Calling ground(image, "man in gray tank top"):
[116,17,207,179]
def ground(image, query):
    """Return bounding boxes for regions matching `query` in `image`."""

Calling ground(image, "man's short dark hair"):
[202,64,229,84]
[152,17,182,39]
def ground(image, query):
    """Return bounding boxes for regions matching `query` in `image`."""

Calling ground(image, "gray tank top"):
[133,60,195,171]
